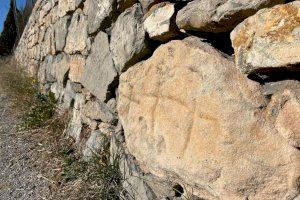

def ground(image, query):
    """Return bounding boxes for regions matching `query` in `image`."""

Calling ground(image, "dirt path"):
[0,58,92,200]
[0,60,52,199]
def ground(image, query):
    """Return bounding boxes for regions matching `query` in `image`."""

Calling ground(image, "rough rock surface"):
[231,1,300,74]
[118,37,300,199]
[144,2,179,41]
[54,16,70,52]
[69,55,85,83]
[64,9,88,54]
[82,101,117,123]
[176,0,286,33]
[110,4,150,73]
[263,80,300,148]
[83,0,115,34]
[81,31,117,101]
[57,0,83,17]
[83,130,105,160]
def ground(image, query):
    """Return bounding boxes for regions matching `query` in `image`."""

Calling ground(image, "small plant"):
[59,147,88,182]
[18,91,56,130]
[87,139,124,200]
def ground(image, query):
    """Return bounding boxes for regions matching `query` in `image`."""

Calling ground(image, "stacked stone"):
[14,0,300,199]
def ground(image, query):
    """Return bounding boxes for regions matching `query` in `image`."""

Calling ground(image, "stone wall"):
[14,0,300,199]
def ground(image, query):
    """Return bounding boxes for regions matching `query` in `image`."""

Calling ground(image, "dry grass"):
[0,57,127,199]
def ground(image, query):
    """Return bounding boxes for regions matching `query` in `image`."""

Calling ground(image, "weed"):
[59,148,88,182]
[18,91,56,130]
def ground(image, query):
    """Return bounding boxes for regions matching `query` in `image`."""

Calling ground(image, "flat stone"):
[118,37,300,199]
[231,1,300,74]
[110,4,150,73]
[176,0,286,33]
[81,31,117,101]
[69,55,85,83]
[64,9,88,54]
[144,2,179,41]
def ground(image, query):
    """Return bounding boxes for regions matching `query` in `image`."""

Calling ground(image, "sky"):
[0,0,26,33]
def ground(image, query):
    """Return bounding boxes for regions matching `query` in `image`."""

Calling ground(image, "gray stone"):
[107,98,117,112]
[81,31,117,101]
[63,81,82,109]
[83,0,116,34]
[64,9,88,54]
[40,26,55,59]
[54,15,70,52]
[82,100,117,123]
[110,4,150,73]
[83,130,106,160]
[53,53,70,86]
[144,2,179,41]
[176,0,286,33]
[110,136,157,200]
[38,55,55,84]
[50,82,64,101]
[74,93,86,110]
[67,108,83,142]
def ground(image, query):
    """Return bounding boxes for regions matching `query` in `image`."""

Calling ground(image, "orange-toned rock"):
[118,37,300,199]
[231,2,300,74]
[69,55,85,83]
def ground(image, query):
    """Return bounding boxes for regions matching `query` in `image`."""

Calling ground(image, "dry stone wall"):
[15,0,300,199]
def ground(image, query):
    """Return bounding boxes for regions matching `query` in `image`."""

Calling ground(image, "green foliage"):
[86,137,124,200]
[59,147,88,182]
[0,1,18,55]
[18,91,56,130]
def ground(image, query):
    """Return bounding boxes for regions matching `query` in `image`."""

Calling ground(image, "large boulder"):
[144,2,179,41]
[118,37,300,199]
[231,1,300,74]
[64,9,88,54]
[110,4,150,73]
[81,31,117,102]
[176,0,286,33]
[83,0,115,34]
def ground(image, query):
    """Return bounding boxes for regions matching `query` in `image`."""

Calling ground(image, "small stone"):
[144,2,179,41]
